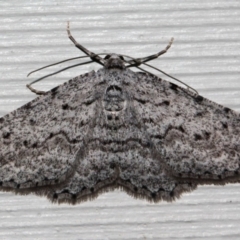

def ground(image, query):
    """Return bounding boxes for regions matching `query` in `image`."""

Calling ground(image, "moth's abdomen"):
[103,85,126,128]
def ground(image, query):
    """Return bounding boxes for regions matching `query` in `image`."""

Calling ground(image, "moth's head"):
[104,54,125,69]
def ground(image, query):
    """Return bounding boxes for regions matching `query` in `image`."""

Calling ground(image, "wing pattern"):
[0,59,239,204]
[132,72,240,182]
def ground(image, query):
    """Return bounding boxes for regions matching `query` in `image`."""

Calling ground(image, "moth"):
[0,23,239,204]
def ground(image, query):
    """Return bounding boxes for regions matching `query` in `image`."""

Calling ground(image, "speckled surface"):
[0,1,240,239]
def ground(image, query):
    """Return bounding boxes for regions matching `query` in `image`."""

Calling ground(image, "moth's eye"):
[119,56,124,61]
[104,55,111,60]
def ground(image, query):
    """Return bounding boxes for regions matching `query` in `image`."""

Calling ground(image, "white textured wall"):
[0,1,240,239]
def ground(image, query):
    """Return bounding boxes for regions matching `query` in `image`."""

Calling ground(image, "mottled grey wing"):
[0,71,100,194]
[133,72,240,183]
[43,68,198,204]
[2,67,239,205]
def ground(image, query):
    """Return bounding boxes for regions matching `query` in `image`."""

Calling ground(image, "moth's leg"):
[128,38,174,67]
[67,22,104,66]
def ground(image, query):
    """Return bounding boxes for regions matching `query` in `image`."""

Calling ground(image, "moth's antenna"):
[27,52,108,77]
[122,49,198,95]
[67,21,105,66]
[144,62,198,94]
[26,60,93,95]
[27,24,195,95]
[27,56,90,77]
[27,21,108,95]
[135,65,198,95]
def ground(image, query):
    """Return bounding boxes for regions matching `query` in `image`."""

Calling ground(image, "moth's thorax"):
[104,54,125,69]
